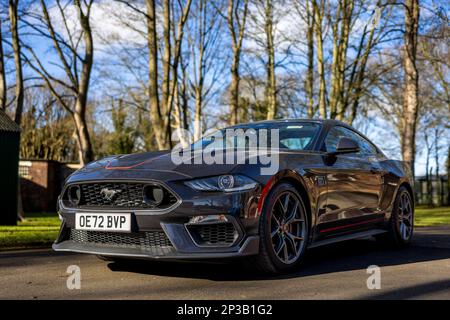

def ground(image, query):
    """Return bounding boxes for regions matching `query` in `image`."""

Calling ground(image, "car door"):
[317,126,384,236]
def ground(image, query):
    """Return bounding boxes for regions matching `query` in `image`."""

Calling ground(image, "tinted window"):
[277,124,319,150]
[191,123,321,151]
[324,126,377,155]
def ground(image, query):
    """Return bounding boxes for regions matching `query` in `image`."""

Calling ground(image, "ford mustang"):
[53,119,414,273]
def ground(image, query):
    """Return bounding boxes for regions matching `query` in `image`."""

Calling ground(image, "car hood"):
[68,151,240,182]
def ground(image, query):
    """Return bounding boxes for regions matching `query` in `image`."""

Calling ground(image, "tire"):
[377,186,414,247]
[250,182,309,274]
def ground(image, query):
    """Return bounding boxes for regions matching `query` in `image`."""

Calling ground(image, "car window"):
[191,123,321,151]
[280,137,312,150]
[357,134,379,155]
[324,126,378,155]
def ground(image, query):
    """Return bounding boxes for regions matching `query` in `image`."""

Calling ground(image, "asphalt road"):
[1,226,450,300]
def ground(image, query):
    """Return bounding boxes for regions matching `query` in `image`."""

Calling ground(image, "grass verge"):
[415,206,450,227]
[0,206,449,250]
[0,212,60,250]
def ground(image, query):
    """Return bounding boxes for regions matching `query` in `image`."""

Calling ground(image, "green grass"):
[415,206,450,227]
[0,212,60,250]
[0,206,449,250]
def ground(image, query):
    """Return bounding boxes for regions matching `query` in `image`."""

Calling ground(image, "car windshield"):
[190,122,321,151]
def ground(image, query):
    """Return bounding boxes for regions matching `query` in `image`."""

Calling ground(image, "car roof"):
[238,118,349,127]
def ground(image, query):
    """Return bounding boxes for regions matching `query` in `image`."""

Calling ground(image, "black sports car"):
[53,119,414,273]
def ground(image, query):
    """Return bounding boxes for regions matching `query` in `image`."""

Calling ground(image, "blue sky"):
[5,0,448,176]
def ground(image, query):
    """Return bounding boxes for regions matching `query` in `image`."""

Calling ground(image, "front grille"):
[69,229,175,255]
[63,182,178,210]
[187,223,238,246]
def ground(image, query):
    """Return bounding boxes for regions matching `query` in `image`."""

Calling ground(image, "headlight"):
[185,175,258,192]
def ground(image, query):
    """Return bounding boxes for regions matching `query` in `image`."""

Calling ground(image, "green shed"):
[0,109,21,225]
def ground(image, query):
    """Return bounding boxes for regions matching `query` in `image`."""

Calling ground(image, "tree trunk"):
[447,146,450,205]
[145,0,191,150]
[165,0,192,149]
[265,0,277,120]
[74,0,94,165]
[428,167,433,207]
[194,88,202,141]
[161,0,172,148]
[330,0,354,121]
[230,54,240,125]
[434,128,441,206]
[313,0,326,118]
[9,0,24,125]
[337,0,353,120]
[146,0,166,150]
[306,0,314,118]
[192,0,206,140]
[180,62,189,131]
[228,0,248,125]
[0,20,6,110]
[9,0,25,222]
[328,1,341,119]
[425,138,431,206]
[73,106,93,166]
[401,0,420,178]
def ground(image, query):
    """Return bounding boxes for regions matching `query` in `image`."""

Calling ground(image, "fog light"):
[143,185,164,206]
[68,185,81,206]
[189,215,228,224]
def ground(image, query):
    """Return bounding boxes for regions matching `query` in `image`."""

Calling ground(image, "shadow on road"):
[107,231,450,282]
[361,279,450,299]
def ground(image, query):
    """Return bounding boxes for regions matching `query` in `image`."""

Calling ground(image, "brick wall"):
[19,160,81,212]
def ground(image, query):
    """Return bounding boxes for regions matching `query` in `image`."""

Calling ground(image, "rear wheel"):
[252,182,309,273]
[377,186,414,247]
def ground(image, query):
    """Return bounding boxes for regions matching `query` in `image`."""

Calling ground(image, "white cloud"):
[244,0,308,55]
[47,0,147,52]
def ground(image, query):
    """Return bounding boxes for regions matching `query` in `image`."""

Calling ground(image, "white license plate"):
[75,213,131,232]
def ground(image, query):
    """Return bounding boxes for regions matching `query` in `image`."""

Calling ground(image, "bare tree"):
[146,0,192,150]
[20,86,79,162]
[227,0,249,125]
[264,0,277,120]
[101,0,192,149]
[0,19,6,111]
[187,0,225,140]
[24,0,95,166]
[146,0,162,148]
[8,0,23,125]
[433,126,443,206]
[401,0,420,177]
[328,0,355,119]
[304,0,315,118]
[423,129,433,206]
[447,146,450,205]
[312,0,326,118]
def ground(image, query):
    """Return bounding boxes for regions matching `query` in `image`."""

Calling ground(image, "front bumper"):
[52,235,259,260]
[53,181,262,260]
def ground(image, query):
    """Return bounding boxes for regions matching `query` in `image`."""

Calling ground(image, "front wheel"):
[251,182,309,274]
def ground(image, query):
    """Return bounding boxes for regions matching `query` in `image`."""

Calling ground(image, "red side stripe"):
[319,217,384,233]
[256,176,276,216]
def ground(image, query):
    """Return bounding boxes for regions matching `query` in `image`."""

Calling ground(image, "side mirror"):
[332,137,360,155]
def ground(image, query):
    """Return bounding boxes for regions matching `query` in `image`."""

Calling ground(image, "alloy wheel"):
[398,192,413,241]
[270,191,307,264]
